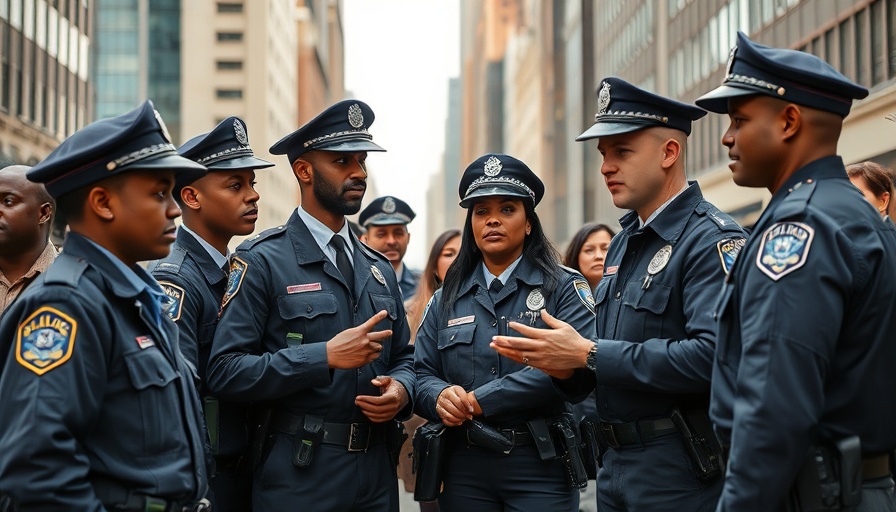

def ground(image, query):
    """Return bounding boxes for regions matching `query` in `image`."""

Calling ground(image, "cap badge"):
[348,103,364,129]
[597,82,611,117]
[154,110,172,144]
[483,156,502,177]
[382,197,396,213]
[526,288,546,311]
[233,119,249,145]
[724,45,737,81]
[371,265,386,286]
[648,245,672,275]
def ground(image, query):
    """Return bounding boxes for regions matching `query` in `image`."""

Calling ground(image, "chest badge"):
[643,244,672,290]
[526,288,545,311]
[371,265,387,286]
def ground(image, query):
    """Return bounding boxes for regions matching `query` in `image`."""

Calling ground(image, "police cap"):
[359,196,416,227]
[27,100,207,198]
[577,77,707,141]
[269,100,385,163]
[176,116,273,190]
[696,32,869,117]
[458,154,544,208]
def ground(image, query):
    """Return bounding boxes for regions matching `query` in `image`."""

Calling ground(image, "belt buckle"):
[347,423,370,452]
[600,423,620,449]
[502,430,515,455]
[182,499,211,512]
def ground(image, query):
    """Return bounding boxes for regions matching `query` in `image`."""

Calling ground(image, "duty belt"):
[862,453,891,480]
[464,427,535,448]
[269,412,385,452]
[108,495,210,512]
[599,417,677,448]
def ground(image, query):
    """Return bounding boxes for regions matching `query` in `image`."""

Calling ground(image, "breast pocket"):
[277,291,339,346]
[437,323,477,388]
[124,348,182,454]
[622,278,673,339]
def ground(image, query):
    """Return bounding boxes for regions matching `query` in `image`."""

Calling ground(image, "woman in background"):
[563,223,616,292]
[846,161,893,220]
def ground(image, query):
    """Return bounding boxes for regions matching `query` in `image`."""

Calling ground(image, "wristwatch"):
[585,343,598,372]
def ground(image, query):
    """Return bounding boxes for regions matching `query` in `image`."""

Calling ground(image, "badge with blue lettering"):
[756,222,815,281]
[221,256,248,310]
[16,306,78,375]
[573,279,596,314]
[158,281,185,321]
[717,237,746,275]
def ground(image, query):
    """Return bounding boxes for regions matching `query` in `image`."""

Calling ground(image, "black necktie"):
[489,278,503,301]
[329,235,355,292]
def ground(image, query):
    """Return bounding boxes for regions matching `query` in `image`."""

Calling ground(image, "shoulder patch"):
[573,279,596,314]
[16,306,78,375]
[756,222,814,281]
[221,256,248,310]
[717,237,746,275]
[158,281,186,321]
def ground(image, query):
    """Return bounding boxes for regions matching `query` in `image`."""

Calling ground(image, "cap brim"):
[315,140,386,153]
[575,122,648,141]
[125,153,208,185]
[202,155,276,171]
[364,214,412,227]
[459,185,532,208]
[694,84,759,113]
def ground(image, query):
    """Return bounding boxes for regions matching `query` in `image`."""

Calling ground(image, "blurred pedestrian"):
[846,161,892,220]
[563,223,615,293]
[359,196,420,300]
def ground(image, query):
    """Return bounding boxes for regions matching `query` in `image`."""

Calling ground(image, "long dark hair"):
[407,229,461,340]
[439,199,561,320]
[563,223,616,272]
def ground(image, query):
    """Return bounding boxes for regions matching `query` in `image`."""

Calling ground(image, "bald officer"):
[359,196,420,299]
[0,101,210,511]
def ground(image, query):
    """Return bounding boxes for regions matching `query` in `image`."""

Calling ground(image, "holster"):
[249,408,271,471]
[786,436,862,512]
[293,415,324,468]
[465,420,513,454]
[578,418,600,479]
[385,419,409,467]
[413,422,451,502]
[670,407,723,482]
[548,414,588,489]
[527,418,557,460]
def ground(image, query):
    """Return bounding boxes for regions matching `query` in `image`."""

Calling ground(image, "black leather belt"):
[269,412,385,452]
[464,428,535,448]
[107,495,209,512]
[863,453,892,480]
[599,417,677,448]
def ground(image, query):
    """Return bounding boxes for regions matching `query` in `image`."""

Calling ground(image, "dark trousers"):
[438,443,578,512]
[252,434,398,512]
[857,476,896,512]
[209,461,252,512]
[596,433,722,512]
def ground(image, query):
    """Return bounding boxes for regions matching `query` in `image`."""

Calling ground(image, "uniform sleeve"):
[413,293,450,422]
[474,274,597,417]
[385,270,415,420]
[205,250,332,402]
[153,271,202,371]
[0,291,108,511]
[717,221,858,511]
[592,230,734,392]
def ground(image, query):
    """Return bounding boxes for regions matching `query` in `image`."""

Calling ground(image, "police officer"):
[148,116,273,511]
[492,78,747,511]
[0,100,211,510]
[205,100,415,512]
[359,196,420,299]
[414,154,596,511]
[694,32,896,511]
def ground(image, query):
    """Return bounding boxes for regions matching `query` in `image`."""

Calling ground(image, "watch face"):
[586,346,598,372]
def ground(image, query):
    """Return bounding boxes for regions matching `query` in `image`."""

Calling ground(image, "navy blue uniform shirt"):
[206,209,414,421]
[711,156,896,511]
[415,257,596,426]
[560,182,746,421]
[0,233,208,510]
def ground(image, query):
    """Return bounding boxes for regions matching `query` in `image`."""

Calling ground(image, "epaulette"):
[357,241,388,262]
[239,224,287,250]
[775,179,817,220]
[558,264,582,277]
[695,201,744,232]
[147,245,187,275]
[43,253,88,287]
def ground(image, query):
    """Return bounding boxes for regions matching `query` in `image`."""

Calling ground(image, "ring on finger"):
[523,356,530,364]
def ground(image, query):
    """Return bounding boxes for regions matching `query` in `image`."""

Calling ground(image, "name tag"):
[447,315,475,327]
[604,265,619,276]
[135,336,156,349]
[287,283,322,294]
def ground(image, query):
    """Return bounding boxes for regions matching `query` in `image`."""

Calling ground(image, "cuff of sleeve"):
[394,376,415,421]
[593,338,623,384]
[293,342,333,386]
[472,381,501,417]
[552,368,594,402]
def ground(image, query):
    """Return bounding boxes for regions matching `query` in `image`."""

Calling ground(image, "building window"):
[216,89,243,99]
[217,3,243,13]
[216,32,243,42]
[216,60,243,70]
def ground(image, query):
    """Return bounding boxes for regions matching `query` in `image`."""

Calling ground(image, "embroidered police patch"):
[717,237,746,275]
[574,279,596,314]
[221,256,248,310]
[16,306,78,375]
[756,222,814,281]
[158,281,185,321]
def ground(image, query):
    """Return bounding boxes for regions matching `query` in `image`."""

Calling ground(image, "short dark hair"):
[563,223,616,272]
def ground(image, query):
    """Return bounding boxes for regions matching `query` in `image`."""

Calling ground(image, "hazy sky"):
[343,0,460,268]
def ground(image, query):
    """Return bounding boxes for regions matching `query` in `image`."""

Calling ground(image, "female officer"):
[563,223,615,293]
[414,154,596,511]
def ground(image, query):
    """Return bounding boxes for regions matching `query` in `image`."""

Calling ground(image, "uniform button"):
[306,305,313,313]
[491,320,497,327]
[354,305,359,313]
[615,291,621,299]
[491,367,497,374]
[450,334,456,341]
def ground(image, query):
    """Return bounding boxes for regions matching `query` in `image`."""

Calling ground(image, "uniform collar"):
[620,181,704,244]
[175,227,228,284]
[774,156,846,198]
[296,205,354,257]
[459,254,542,297]
[481,254,523,286]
